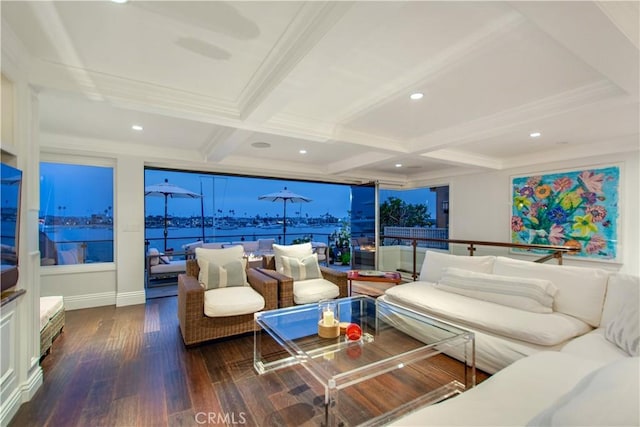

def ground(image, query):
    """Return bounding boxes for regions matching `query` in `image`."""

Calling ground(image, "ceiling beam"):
[421,149,503,170]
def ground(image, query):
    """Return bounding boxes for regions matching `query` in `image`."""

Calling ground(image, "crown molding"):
[40,131,201,162]
[506,134,639,170]
[596,1,640,50]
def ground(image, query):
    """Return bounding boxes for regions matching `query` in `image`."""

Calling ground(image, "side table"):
[347,270,402,297]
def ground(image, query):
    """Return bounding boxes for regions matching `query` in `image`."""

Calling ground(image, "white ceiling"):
[2,1,639,186]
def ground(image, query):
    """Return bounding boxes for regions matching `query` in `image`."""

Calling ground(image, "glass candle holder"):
[318,299,339,338]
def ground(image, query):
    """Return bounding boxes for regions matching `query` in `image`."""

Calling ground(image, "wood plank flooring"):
[10,297,489,427]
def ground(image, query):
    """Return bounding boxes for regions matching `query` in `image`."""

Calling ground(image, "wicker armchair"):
[259,256,348,308]
[177,259,278,346]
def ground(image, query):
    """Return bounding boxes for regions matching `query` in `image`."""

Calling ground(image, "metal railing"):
[380,235,577,281]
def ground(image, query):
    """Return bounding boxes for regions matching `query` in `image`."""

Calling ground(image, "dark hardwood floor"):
[10,296,489,427]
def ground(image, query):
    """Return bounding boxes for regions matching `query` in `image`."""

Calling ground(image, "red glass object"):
[346,323,362,341]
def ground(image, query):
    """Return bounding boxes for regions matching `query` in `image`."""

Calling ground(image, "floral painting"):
[511,166,620,260]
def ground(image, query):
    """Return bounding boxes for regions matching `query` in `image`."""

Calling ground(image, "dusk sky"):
[39,163,436,219]
[145,169,352,219]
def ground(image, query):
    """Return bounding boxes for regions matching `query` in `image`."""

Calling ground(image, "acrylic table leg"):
[323,379,339,427]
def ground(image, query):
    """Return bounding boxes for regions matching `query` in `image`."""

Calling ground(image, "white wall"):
[448,152,640,275]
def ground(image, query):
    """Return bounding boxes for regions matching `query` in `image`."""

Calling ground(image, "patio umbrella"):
[258,187,311,243]
[145,179,201,251]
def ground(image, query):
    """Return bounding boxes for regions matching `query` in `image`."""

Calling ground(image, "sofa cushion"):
[148,247,161,266]
[200,259,247,290]
[527,357,639,427]
[493,257,608,327]
[385,282,591,346]
[600,273,639,327]
[203,287,265,317]
[435,267,557,313]
[293,278,339,304]
[390,351,605,427]
[149,260,185,274]
[419,251,495,283]
[605,295,639,356]
[281,254,322,281]
[273,242,313,273]
[561,328,630,364]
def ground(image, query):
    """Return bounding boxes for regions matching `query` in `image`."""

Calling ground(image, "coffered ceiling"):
[2,1,638,186]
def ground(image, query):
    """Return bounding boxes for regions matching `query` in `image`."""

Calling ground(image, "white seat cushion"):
[40,296,64,331]
[527,357,639,426]
[385,282,591,346]
[149,260,185,274]
[561,328,630,364]
[390,351,606,427]
[293,278,340,304]
[203,287,265,317]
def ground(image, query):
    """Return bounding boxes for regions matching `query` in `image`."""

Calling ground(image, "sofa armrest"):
[177,273,205,332]
[247,268,278,311]
[257,268,294,308]
[320,266,348,298]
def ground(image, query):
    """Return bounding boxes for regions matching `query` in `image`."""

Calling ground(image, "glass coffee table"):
[254,296,475,426]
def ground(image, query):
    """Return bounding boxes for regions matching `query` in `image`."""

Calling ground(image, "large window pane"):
[144,169,351,257]
[39,162,114,265]
[378,186,449,277]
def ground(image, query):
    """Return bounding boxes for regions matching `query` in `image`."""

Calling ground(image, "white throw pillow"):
[493,256,608,327]
[435,267,557,313]
[199,259,247,290]
[527,357,640,426]
[419,251,496,283]
[196,245,247,286]
[605,297,639,356]
[272,242,313,273]
[196,245,245,266]
[600,273,639,327]
[148,248,161,266]
[281,254,322,281]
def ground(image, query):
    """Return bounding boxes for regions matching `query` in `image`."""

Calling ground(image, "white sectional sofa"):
[380,252,639,426]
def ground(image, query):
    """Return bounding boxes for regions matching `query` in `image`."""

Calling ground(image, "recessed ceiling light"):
[111,0,128,3]
[131,125,143,131]
[395,163,402,168]
[410,93,424,100]
[299,149,307,154]
[251,142,271,148]
[530,132,541,138]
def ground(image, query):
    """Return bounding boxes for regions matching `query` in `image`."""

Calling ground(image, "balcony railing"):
[380,235,577,281]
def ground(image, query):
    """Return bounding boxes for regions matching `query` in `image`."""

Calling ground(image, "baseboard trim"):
[0,366,43,426]
[64,291,116,310]
[116,290,146,307]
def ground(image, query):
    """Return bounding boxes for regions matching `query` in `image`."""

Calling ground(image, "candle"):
[323,309,334,326]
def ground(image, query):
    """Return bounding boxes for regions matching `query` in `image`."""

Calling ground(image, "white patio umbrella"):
[258,187,312,243]
[145,179,202,251]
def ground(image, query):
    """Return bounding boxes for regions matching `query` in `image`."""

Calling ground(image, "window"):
[379,185,449,248]
[39,162,114,265]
